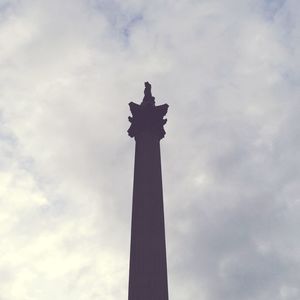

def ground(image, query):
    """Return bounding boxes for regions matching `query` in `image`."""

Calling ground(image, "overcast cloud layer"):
[0,0,300,299]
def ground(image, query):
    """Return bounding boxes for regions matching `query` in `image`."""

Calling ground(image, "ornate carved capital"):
[128,83,168,140]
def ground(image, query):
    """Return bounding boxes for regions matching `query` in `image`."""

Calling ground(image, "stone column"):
[128,82,169,300]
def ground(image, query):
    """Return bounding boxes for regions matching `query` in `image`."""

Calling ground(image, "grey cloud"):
[0,0,300,299]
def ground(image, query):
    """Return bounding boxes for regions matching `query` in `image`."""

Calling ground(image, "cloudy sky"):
[0,0,300,299]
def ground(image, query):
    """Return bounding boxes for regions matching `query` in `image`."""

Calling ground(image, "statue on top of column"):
[142,82,155,106]
[128,82,169,139]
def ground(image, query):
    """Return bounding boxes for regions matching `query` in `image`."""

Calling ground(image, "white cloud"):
[0,0,299,299]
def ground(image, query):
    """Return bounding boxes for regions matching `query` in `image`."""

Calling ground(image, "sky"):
[0,0,300,299]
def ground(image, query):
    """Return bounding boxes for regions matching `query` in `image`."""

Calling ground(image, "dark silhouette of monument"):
[127,82,169,300]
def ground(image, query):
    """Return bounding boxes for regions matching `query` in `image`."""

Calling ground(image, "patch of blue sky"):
[0,117,17,146]
[0,0,11,10]
[0,0,17,16]
[90,0,121,26]
[281,70,300,87]
[121,14,143,43]
[89,0,144,45]
[0,113,35,173]
[262,0,286,21]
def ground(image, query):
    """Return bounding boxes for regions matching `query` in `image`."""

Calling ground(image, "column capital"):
[128,82,169,140]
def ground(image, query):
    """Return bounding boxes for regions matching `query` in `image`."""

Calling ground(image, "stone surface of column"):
[128,82,169,300]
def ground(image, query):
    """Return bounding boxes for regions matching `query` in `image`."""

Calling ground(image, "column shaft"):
[128,133,168,300]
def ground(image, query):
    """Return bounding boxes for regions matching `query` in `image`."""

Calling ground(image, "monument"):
[127,82,169,300]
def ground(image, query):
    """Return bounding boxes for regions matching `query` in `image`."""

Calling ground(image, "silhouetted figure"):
[142,81,155,106]
[127,82,169,300]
